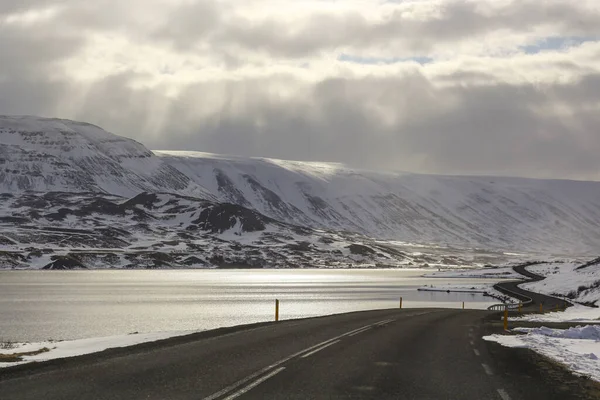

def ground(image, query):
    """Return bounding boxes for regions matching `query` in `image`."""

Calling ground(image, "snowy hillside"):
[0,191,460,270]
[0,116,212,198]
[157,151,600,255]
[523,261,600,307]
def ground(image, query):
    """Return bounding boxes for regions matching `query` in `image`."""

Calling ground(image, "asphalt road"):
[494,263,571,311]
[1,307,596,400]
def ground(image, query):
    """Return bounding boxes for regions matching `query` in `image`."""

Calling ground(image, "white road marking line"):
[301,340,341,358]
[481,363,494,376]
[346,317,399,337]
[473,349,480,356]
[470,340,475,346]
[202,365,278,400]
[222,367,286,400]
[344,324,376,337]
[203,337,340,400]
[348,327,372,337]
[202,316,408,399]
[497,388,511,400]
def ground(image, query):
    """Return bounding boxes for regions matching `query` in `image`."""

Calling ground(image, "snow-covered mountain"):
[0,116,213,198]
[0,116,514,270]
[1,115,599,258]
[157,151,600,255]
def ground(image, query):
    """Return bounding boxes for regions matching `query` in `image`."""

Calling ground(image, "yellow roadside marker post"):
[462,302,465,310]
[400,297,403,309]
[275,299,279,322]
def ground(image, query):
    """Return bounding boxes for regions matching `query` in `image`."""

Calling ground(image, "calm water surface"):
[0,269,501,342]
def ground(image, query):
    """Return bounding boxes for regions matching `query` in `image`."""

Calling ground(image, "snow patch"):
[485,325,600,381]
[0,330,200,368]
[511,305,600,323]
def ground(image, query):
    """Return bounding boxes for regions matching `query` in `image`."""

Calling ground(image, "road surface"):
[494,263,571,311]
[1,307,596,399]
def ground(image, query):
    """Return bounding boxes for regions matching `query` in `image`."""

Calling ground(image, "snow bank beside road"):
[513,325,600,340]
[485,325,600,382]
[0,330,199,368]
[511,304,600,323]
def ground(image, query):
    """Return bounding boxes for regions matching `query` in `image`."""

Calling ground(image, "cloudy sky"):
[1,0,600,180]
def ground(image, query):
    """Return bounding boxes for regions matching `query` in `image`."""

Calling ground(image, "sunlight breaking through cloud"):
[1,0,600,180]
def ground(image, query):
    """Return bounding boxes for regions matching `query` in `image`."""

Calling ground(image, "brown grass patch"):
[0,347,51,363]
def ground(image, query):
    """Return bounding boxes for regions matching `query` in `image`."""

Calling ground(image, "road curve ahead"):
[1,308,593,400]
[494,263,571,311]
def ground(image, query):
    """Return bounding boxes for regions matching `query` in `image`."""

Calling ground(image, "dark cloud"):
[151,1,222,49]
[0,7,85,117]
[201,1,600,58]
[0,26,83,74]
[81,72,596,181]
[0,0,54,14]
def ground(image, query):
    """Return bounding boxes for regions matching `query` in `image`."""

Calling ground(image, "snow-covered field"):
[0,330,199,368]
[485,326,600,382]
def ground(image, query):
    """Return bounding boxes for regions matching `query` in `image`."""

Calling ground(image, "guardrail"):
[488,270,576,311]
[494,283,534,304]
[488,303,522,311]
[487,281,534,311]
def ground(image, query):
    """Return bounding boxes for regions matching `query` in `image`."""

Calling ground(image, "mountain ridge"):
[1,115,599,256]
[156,150,600,255]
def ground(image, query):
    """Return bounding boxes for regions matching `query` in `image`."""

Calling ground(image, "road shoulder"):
[482,312,600,399]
